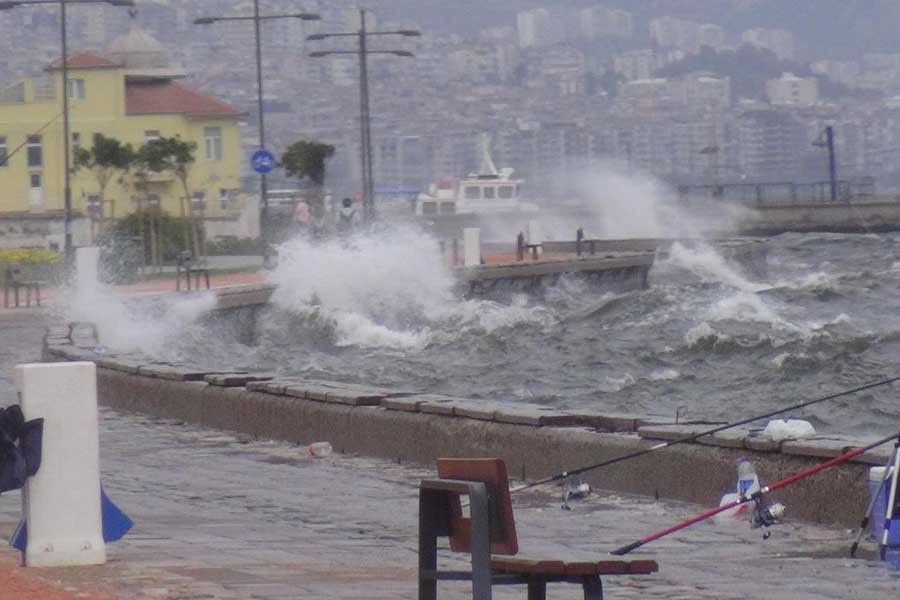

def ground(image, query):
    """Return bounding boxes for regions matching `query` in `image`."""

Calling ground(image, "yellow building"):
[0,21,250,247]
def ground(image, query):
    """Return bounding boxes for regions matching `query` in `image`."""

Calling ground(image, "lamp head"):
[193,17,216,25]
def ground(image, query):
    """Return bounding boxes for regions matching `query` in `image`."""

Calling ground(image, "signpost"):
[251,149,275,174]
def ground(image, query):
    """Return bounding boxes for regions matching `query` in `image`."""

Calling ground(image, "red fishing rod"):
[610,433,896,556]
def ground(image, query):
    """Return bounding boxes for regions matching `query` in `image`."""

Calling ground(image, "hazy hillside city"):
[4,0,900,200]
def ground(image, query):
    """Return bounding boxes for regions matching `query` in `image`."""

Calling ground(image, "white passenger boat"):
[415,136,538,217]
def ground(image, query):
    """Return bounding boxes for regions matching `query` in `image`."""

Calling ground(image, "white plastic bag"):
[763,419,816,442]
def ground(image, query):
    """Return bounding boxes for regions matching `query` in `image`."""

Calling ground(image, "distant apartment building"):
[614,49,657,81]
[684,74,731,110]
[447,45,501,84]
[766,73,819,107]
[516,8,563,49]
[811,60,860,88]
[617,74,729,113]
[327,56,357,87]
[736,110,805,178]
[374,134,428,189]
[579,5,634,40]
[618,79,678,113]
[650,17,724,55]
[741,28,796,62]
[858,53,900,90]
[531,46,587,96]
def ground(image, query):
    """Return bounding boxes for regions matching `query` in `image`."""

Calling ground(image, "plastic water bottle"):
[306,442,332,458]
[736,459,761,498]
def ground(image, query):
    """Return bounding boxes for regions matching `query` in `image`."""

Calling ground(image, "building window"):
[145,130,160,142]
[30,173,41,188]
[27,135,42,168]
[464,185,481,200]
[204,127,222,161]
[67,78,85,100]
[191,191,207,212]
[498,185,514,199]
[0,136,7,167]
[483,186,496,199]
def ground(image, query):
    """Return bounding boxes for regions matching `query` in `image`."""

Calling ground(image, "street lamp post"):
[194,2,320,265]
[308,9,419,223]
[0,0,135,264]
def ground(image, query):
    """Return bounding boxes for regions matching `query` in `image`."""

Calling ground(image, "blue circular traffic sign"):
[251,149,276,174]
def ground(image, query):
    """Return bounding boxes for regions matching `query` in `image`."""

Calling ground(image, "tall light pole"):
[0,0,135,264]
[308,9,419,223]
[194,2,320,263]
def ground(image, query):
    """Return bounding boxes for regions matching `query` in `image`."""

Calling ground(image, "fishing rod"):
[510,375,900,495]
[849,433,900,557]
[609,433,896,556]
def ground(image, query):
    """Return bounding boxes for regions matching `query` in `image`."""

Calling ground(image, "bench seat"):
[491,557,658,578]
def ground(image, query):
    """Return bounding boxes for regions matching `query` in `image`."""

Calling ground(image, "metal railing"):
[677,177,878,206]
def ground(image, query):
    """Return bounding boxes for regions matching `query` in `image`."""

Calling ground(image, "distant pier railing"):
[678,177,877,206]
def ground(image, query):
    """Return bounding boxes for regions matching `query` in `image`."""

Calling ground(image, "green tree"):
[280,140,336,186]
[135,136,201,257]
[281,140,336,232]
[74,133,135,221]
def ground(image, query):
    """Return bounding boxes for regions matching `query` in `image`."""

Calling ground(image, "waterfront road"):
[1,310,899,599]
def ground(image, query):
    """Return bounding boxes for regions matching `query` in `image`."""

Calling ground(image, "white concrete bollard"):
[75,246,101,302]
[464,228,481,267]
[527,220,543,258]
[15,362,106,567]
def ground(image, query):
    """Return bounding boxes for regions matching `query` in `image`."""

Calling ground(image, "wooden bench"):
[3,267,43,308]
[419,458,658,600]
[175,254,211,291]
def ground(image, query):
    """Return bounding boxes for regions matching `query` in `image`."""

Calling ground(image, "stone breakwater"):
[42,321,892,528]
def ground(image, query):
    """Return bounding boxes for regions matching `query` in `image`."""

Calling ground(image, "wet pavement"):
[2,310,900,599]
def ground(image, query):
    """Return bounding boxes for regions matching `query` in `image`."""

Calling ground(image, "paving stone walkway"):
[2,313,900,599]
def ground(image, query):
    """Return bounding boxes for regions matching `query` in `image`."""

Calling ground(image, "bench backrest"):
[436,457,519,556]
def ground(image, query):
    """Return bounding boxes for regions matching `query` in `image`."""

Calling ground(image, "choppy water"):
[100,228,900,437]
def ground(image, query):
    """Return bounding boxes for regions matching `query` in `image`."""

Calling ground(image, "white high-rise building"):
[765,73,818,106]
[516,8,563,49]
[579,5,634,40]
[742,28,796,62]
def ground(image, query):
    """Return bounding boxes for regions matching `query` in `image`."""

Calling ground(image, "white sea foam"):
[65,267,216,356]
[665,242,769,293]
[649,368,680,381]
[599,373,635,392]
[267,225,552,350]
[685,322,718,346]
[772,352,791,368]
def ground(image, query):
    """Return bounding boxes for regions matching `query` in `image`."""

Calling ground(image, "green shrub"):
[106,212,203,263]
[206,236,260,256]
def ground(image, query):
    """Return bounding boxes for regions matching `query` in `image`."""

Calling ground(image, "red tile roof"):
[125,81,245,119]
[47,51,122,70]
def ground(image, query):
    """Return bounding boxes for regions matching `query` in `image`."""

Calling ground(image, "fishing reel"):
[750,500,786,540]
[561,480,592,510]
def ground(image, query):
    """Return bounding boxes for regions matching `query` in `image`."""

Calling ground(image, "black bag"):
[0,405,43,493]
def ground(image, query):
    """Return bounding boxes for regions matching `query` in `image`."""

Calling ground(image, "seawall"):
[44,328,890,529]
